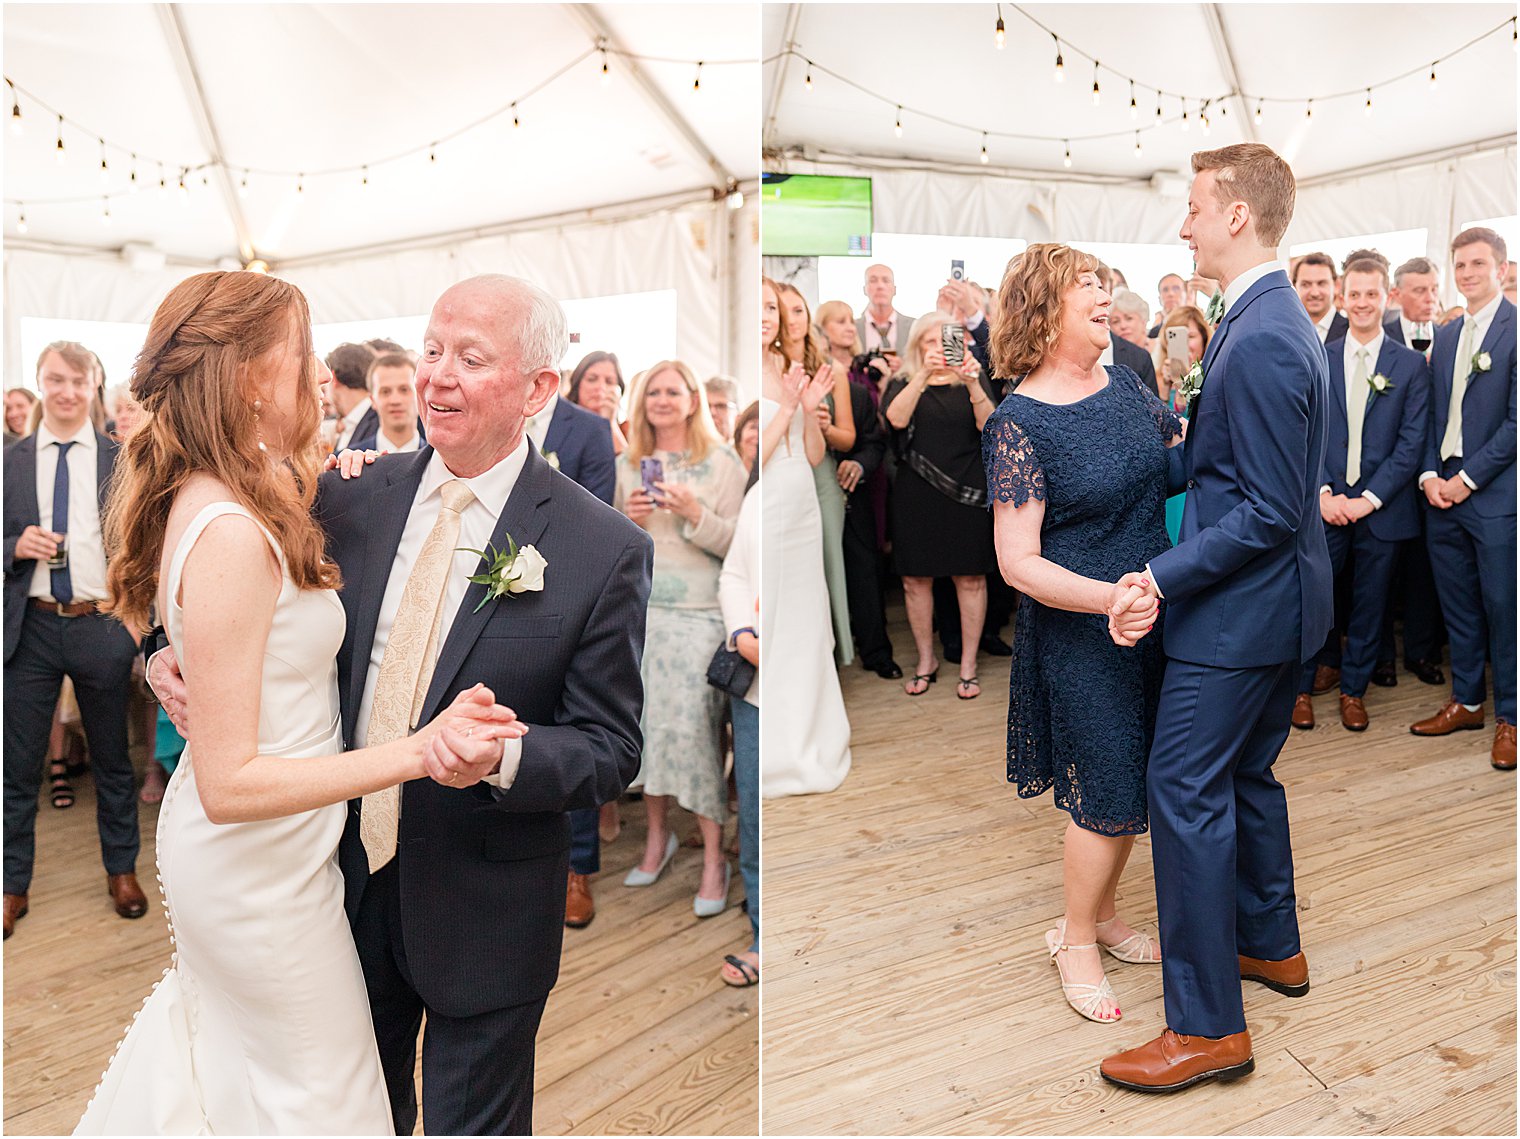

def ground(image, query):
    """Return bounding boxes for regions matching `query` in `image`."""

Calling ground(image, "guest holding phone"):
[1155,305,1213,543]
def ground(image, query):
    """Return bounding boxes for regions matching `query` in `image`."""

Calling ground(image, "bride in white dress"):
[76,272,519,1135]
[759,277,852,797]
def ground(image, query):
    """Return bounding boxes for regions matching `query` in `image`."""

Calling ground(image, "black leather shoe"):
[1370,661,1398,687]
[979,633,1013,657]
[867,659,903,679]
[1405,658,1446,685]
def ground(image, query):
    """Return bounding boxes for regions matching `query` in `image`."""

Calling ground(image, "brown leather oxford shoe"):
[107,873,148,920]
[1339,695,1368,732]
[3,892,28,940]
[1311,665,1340,695]
[1101,1028,1254,1093]
[1493,723,1517,771]
[1291,693,1315,730]
[1239,950,1309,997]
[1410,700,1485,736]
[564,871,595,928]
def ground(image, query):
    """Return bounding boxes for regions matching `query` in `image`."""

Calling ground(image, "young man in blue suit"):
[1101,143,1333,1092]
[1293,259,1431,731]
[1411,227,1517,771]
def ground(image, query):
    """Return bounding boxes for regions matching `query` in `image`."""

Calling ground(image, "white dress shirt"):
[334,397,373,453]
[1221,259,1289,320]
[376,427,422,454]
[525,392,558,453]
[1313,310,1336,343]
[1326,330,1385,509]
[862,310,900,352]
[29,422,108,603]
[1398,314,1433,351]
[1418,290,1503,490]
[354,442,531,787]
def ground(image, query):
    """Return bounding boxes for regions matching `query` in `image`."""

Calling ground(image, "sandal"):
[1045,925,1120,1022]
[957,676,980,700]
[721,954,759,987]
[904,663,939,697]
[49,758,75,810]
[1096,916,1162,964]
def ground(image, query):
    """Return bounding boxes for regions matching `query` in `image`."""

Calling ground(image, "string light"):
[297,172,304,193]
[1156,91,1163,121]
[1429,63,1438,91]
[177,169,188,197]
[361,165,369,187]
[1254,99,1263,124]
[894,105,902,137]
[1365,88,1373,116]
[1129,80,1137,120]
[980,131,989,164]
[8,82,20,136]
[158,162,167,198]
[692,61,702,93]
[1062,139,1072,168]
[1181,97,1189,132]
[600,48,610,85]
[55,114,64,162]
[99,137,108,184]
[1134,131,1142,159]
[1200,102,1210,135]
[1091,61,1101,106]
[16,203,26,235]
[429,143,437,163]
[805,63,812,90]
[1052,35,1064,82]
[1305,98,1313,119]
[129,154,138,193]
[239,169,248,197]
[101,197,110,226]
[995,10,1006,50]
[512,102,520,128]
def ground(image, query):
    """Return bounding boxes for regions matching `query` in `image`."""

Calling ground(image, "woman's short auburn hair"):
[989,243,1101,379]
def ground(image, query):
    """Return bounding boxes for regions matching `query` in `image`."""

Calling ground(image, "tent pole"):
[1200,4,1257,144]
[762,5,804,152]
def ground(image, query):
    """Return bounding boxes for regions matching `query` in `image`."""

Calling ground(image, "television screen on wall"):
[760,173,873,257]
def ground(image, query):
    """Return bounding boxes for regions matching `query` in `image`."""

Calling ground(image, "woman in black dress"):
[983,244,1186,1023]
[883,313,1002,699]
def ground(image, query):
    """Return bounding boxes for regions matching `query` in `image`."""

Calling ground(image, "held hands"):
[13,525,62,563]
[837,459,864,493]
[1106,572,1159,647]
[417,684,527,788]
[322,448,386,479]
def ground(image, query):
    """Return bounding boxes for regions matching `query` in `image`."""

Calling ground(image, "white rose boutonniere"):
[1367,372,1394,399]
[542,450,561,471]
[1472,351,1492,377]
[1175,361,1206,404]
[458,535,548,611]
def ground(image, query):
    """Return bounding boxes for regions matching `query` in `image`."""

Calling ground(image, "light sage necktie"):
[1347,347,1370,487]
[1439,317,1478,462]
[360,478,477,872]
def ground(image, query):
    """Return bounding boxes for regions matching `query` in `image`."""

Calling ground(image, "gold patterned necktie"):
[360,478,477,872]
[1440,318,1478,462]
[1347,347,1369,487]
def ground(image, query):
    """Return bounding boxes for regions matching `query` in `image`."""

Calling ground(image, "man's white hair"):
[460,274,568,375]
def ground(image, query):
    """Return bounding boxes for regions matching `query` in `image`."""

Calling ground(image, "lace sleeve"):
[1121,363,1182,443]
[982,411,1045,507]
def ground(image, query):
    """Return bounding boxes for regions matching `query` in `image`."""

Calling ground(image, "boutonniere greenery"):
[1175,361,1206,404]
[542,450,561,471]
[458,534,548,611]
[1367,372,1394,398]
[1471,350,1492,376]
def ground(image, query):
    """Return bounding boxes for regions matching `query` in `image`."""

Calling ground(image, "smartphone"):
[639,457,665,501]
[46,533,68,570]
[941,323,966,367]
[950,259,965,281]
[1165,326,1190,363]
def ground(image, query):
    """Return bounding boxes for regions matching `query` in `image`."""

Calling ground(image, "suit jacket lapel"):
[1369,339,1400,414]
[15,436,40,525]
[1477,299,1515,361]
[95,434,115,508]
[1327,347,1349,426]
[419,447,555,725]
[346,450,431,723]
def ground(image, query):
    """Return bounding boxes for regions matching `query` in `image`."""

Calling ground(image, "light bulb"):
[995,16,1005,49]
[1053,37,1064,82]
[1063,141,1072,169]
[894,106,902,138]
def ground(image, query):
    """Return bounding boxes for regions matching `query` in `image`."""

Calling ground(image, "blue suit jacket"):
[1149,269,1333,667]
[1424,296,1517,519]
[541,397,616,506]
[1322,335,1431,543]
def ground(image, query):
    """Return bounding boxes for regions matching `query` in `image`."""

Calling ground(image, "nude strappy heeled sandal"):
[1095,916,1162,964]
[1045,924,1121,1023]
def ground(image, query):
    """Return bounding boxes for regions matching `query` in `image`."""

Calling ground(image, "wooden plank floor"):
[3,770,757,1136]
[763,604,1517,1135]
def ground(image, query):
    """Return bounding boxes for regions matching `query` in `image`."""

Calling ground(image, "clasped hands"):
[1422,475,1471,510]
[1320,492,1375,526]
[1105,572,1160,647]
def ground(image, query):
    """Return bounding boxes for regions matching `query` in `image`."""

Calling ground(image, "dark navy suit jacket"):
[3,432,117,664]
[1322,335,1431,543]
[316,444,652,1018]
[1423,296,1517,519]
[1149,268,1333,667]
[540,397,616,506]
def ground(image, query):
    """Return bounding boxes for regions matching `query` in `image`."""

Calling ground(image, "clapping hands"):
[418,684,528,789]
[1106,572,1159,647]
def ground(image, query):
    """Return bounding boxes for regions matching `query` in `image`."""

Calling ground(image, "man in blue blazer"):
[1293,259,1431,731]
[1411,227,1517,770]
[523,383,617,927]
[1101,144,1332,1093]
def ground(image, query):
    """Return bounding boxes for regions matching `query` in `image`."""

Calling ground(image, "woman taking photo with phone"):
[1154,304,1212,542]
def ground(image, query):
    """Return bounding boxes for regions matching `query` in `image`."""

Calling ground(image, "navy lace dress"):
[982,365,1182,835]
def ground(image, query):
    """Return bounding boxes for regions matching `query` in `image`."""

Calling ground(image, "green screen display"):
[760,174,872,257]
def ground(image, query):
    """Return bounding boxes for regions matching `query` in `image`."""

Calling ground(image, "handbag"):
[706,641,756,697]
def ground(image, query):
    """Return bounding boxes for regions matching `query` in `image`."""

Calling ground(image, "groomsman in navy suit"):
[1292,259,1430,731]
[1411,227,1517,770]
[1101,144,1332,1093]
[1292,252,1349,344]
[524,380,617,924]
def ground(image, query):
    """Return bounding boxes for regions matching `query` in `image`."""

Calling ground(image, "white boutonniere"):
[1175,361,1205,404]
[1367,372,1394,398]
[1471,351,1492,376]
[458,534,548,611]
[542,450,561,471]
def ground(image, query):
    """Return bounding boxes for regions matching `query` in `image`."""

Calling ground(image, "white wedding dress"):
[76,503,392,1136]
[760,399,852,796]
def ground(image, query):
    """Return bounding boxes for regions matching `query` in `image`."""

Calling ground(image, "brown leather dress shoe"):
[1239,950,1309,996]
[1339,695,1368,732]
[564,872,595,928]
[107,873,148,920]
[3,892,28,940]
[1101,1028,1254,1093]
[1410,700,1485,736]
[1291,693,1315,730]
[1493,723,1517,771]
[1311,665,1340,695]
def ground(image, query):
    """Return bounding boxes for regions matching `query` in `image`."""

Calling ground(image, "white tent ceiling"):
[5,2,759,264]
[763,3,1517,184]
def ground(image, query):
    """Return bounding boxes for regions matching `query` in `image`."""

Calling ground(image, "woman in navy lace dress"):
[982,244,1186,1024]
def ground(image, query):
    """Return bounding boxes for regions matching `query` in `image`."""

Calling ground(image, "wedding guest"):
[1291,258,1431,732]
[1413,226,1517,770]
[616,360,746,913]
[326,342,378,452]
[733,400,761,475]
[704,376,742,442]
[1146,272,1188,337]
[103,384,146,444]
[838,352,898,678]
[778,283,855,665]
[1505,261,1517,307]
[1292,252,1349,343]
[817,299,863,371]
[352,354,423,453]
[4,341,147,940]
[1111,267,1130,291]
[857,263,915,372]
[717,484,759,987]
[882,312,1001,699]
[5,387,37,444]
[1091,272,1158,398]
[566,350,629,455]
[983,243,1177,1023]
[1110,290,1152,349]
[1156,305,1213,545]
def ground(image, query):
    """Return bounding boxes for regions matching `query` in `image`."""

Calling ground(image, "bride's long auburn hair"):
[103,271,340,635]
